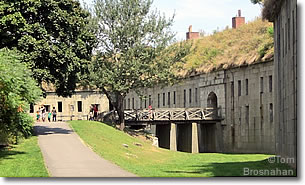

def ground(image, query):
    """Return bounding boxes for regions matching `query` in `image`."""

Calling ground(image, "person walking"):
[89,111,93,121]
[52,107,57,122]
[93,105,98,121]
[148,105,153,120]
[48,111,52,122]
[36,111,40,122]
[42,111,46,122]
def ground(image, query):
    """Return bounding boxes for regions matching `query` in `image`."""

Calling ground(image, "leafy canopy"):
[0,0,96,97]
[250,0,264,4]
[89,0,190,129]
[91,0,190,96]
[0,48,42,143]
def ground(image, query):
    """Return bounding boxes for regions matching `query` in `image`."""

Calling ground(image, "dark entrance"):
[207,92,218,118]
[44,105,50,112]
[199,124,216,153]
[156,124,170,149]
[177,124,192,152]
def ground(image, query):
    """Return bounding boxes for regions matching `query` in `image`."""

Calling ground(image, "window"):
[44,105,50,112]
[158,94,160,108]
[30,103,34,113]
[245,105,249,125]
[58,102,62,112]
[293,10,295,47]
[245,79,249,96]
[238,80,241,96]
[173,91,176,105]
[140,98,142,109]
[189,89,192,104]
[195,88,198,103]
[269,103,273,123]
[260,77,264,93]
[124,99,126,109]
[183,89,186,107]
[285,23,288,55]
[128,98,130,109]
[132,98,135,109]
[282,27,284,58]
[162,93,165,106]
[70,105,74,111]
[288,18,291,51]
[277,16,281,60]
[231,82,234,97]
[148,95,152,106]
[77,101,82,112]
[269,75,273,92]
[145,99,147,108]
[168,92,170,107]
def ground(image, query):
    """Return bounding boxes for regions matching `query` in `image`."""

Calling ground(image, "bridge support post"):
[192,122,199,153]
[215,122,223,152]
[170,123,177,151]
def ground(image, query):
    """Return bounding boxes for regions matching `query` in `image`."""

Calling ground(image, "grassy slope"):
[179,19,274,77]
[0,136,49,177]
[70,120,295,177]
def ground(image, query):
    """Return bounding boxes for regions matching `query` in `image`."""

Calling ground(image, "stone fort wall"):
[125,60,275,154]
[30,91,109,121]
[273,0,297,167]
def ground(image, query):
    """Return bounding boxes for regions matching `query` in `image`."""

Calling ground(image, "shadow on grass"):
[0,147,26,160]
[164,159,296,177]
[33,125,72,136]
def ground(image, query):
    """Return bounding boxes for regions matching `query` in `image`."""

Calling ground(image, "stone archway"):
[207,92,218,118]
[207,92,218,109]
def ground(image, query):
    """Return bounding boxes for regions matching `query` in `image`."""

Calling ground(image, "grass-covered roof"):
[178,18,274,77]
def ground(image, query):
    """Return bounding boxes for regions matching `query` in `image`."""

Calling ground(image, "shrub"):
[0,48,42,144]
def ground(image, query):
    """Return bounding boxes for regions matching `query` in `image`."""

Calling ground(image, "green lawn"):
[70,120,296,177]
[0,136,49,177]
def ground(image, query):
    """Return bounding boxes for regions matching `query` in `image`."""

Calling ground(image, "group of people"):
[36,106,57,122]
[89,105,98,121]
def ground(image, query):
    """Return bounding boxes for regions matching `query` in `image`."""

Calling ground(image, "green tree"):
[0,48,42,143]
[0,0,96,97]
[90,0,190,130]
[250,0,263,5]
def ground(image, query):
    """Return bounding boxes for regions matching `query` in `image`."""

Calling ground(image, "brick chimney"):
[186,25,199,40]
[232,10,245,29]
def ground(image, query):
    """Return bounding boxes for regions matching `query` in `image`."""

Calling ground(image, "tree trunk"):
[116,93,125,131]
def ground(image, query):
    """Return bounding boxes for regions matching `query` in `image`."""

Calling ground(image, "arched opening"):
[207,92,218,118]
[207,92,218,109]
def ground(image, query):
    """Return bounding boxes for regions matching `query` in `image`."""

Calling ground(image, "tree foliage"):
[90,0,190,130]
[0,48,42,144]
[250,0,263,4]
[0,0,96,97]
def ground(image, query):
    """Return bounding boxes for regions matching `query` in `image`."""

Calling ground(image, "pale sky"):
[81,0,262,40]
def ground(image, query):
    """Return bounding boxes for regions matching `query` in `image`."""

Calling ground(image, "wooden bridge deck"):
[124,108,222,124]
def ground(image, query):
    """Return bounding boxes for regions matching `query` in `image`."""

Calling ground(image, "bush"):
[0,48,42,144]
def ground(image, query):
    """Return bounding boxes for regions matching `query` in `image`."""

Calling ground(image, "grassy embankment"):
[178,19,274,77]
[0,136,49,177]
[70,120,295,177]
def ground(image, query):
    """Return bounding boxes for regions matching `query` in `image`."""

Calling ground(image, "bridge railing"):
[124,108,220,121]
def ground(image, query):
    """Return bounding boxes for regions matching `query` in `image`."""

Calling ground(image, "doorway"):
[44,105,50,112]
[207,92,218,118]
[199,124,216,153]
